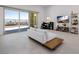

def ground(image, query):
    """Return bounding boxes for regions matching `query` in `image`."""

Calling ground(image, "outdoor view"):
[4,8,29,32]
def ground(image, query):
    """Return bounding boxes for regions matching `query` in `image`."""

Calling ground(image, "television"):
[57,16,69,23]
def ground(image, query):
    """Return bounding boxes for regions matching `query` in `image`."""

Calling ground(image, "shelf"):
[70,12,78,34]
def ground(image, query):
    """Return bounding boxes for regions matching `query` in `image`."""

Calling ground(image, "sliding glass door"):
[4,9,19,33]
[19,11,29,31]
[4,8,29,34]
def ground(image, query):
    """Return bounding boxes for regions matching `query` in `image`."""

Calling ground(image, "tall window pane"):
[4,9,19,31]
[20,11,29,28]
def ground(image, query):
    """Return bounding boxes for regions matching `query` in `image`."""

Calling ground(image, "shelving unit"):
[70,11,78,34]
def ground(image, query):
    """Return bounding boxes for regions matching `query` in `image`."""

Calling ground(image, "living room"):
[0,5,79,54]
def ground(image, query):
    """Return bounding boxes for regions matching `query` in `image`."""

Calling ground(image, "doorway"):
[29,12,38,28]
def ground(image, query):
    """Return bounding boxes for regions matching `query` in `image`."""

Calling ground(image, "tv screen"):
[57,16,69,23]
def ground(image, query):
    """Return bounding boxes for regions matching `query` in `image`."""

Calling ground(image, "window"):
[5,9,19,31]
[20,11,29,28]
[4,8,29,34]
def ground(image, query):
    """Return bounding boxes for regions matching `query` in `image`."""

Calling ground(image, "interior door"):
[29,12,38,28]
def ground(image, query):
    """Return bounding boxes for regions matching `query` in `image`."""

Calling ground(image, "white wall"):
[0,7,4,35]
[45,5,79,29]
[6,5,45,28]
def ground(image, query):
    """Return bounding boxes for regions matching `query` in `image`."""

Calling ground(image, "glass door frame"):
[3,7,30,34]
[3,7,19,34]
[19,10,30,31]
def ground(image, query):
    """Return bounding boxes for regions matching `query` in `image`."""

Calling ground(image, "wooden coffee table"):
[29,37,64,50]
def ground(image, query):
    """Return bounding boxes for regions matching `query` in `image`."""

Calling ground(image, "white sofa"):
[27,28,59,44]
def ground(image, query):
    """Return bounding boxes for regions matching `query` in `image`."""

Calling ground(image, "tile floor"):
[0,31,79,54]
